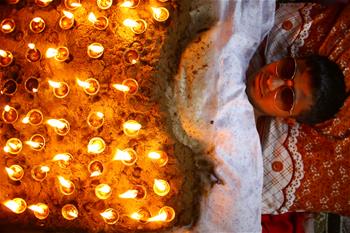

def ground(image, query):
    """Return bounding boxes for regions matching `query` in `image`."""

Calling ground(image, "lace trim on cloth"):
[290,4,314,57]
[279,124,304,213]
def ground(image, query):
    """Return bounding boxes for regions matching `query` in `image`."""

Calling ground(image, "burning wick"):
[148,151,168,167]
[88,160,103,177]
[120,0,139,8]
[118,185,146,200]
[151,7,170,22]
[29,17,45,33]
[123,49,139,65]
[2,105,18,124]
[4,138,22,155]
[48,80,70,98]
[87,43,104,59]
[31,165,50,181]
[87,137,106,154]
[0,49,13,67]
[100,208,119,225]
[35,0,53,7]
[59,11,75,30]
[28,203,49,220]
[58,176,75,195]
[1,18,15,34]
[95,184,112,200]
[123,120,141,137]
[46,47,69,62]
[6,0,20,4]
[22,109,43,125]
[64,0,81,10]
[5,165,24,181]
[25,134,45,151]
[1,79,18,96]
[112,78,138,95]
[113,148,137,166]
[62,204,78,220]
[47,119,70,136]
[26,43,41,62]
[147,206,175,222]
[153,179,170,196]
[123,19,147,34]
[96,0,113,10]
[24,77,39,93]
[130,208,151,223]
[4,198,27,214]
[87,111,105,128]
[77,78,100,96]
[88,12,109,31]
[52,153,73,168]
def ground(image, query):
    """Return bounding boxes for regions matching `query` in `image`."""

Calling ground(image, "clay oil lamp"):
[5,165,24,181]
[123,19,147,34]
[26,43,41,62]
[123,49,139,65]
[147,206,175,223]
[87,111,104,128]
[120,0,139,8]
[58,176,75,195]
[22,109,43,125]
[113,148,137,166]
[24,77,39,93]
[76,78,100,96]
[28,203,49,220]
[62,204,78,220]
[100,208,119,225]
[29,17,45,33]
[52,153,73,168]
[31,165,50,181]
[88,160,103,177]
[97,0,113,10]
[48,80,70,98]
[1,80,17,96]
[4,138,22,155]
[25,134,45,151]
[95,184,112,200]
[112,79,139,95]
[47,118,70,136]
[87,43,104,59]
[1,18,15,34]
[35,0,53,7]
[87,137,106,154]
[2,105,18,124]
[0,49,13,67]
[88,12,108,31]
[153,179,170,196]
[151,7,170,22]
[130,208,151,223]
[4,198,27,214]
[64,0,81,10]
[148,151,168,167]
[118,185,146,200]
[59,11,75,30]
[123,120,141,137]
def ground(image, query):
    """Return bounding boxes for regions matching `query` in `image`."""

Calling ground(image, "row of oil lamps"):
[3,197,175,224]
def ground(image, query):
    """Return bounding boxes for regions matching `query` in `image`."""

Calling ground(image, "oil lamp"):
[47,119,70,136]
[97,0,113,10]
[29,17,45,33]
[31,165,50,181]
[59,11,75,30]
[95,184,112,199]
[153,179,170,196]
[1,18,15,34]
[2,105,18,124]
[123,19,147,34]
[48,80,70,98]
[88,12,108,31]
[58,176,75,195]
[46,47,70,62]
[28,203,49,220]
[88,160,103,177]
[118,185,146,200]
[120,0,139,8]
[26,134,45,151]
[122,78,138,94]
[5,165,24,181]
[147,206,175,222]
[1,79,17,96]
[87,137,106,154]
[130,208,151,223]
[22,109,43,125]
[35,0,53,7]
[123,49,139,65]
[113,148,137,166]
[123,120,141,137]
[6,0,20,4]
[151,7,170,22]
[64,0,81,10]
[26,43,41,62]
[87,111,104,128]
[100,208,119,225]
[148,151,168,167]
[4,198,27,214]
[52,153,73,168]
[87,43,104,59]
[62,204,78,220]
[0,49,13,67]
[77,78,100,95]
[24,77,39,93]
[4,138,22,155]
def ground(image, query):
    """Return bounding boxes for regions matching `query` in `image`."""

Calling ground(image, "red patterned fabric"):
[262,212,305,233]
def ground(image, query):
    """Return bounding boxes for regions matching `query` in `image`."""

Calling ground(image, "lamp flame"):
[0,49,6,57]
[40,166,50,172]
[25,140,42,149]
[58,176,72,189]
[118,190,138,199]
[53,153,71,162]
[4,105,11,112]
[130,212,142,220]
[88,44,104,53]
[77,79,91,89]
[123,121,141,131]
[113,149,132,161]
[120,1,133,7]
[28,43,35,49]
[100,209,114,219]
[4,142,20,152]
[5,167,14,176]
[48,80,61,88]
[46,48,58,58]
[88,12,97,23]
[28,204,45,214]
[123,19,139,28]
[90,170,102,177]
[148,151,161,159]
[39,0,53,3]
[71,2,81,7]
[112,84,130,92]
[2,24,11,30]
[98,184,111,193]
[47,119,66,129]
[4,199,26,213]
[147,211,167,222]
[151,7,162,18]
[63,11,74,19]
[22,116,29,124]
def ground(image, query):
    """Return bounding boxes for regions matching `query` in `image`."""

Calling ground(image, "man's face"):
[246,58,314,118]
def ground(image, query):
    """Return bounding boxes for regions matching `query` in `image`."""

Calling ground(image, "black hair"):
[296,55,347,125]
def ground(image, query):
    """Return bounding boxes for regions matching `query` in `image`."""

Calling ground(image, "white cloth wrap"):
[170,1,276,232]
